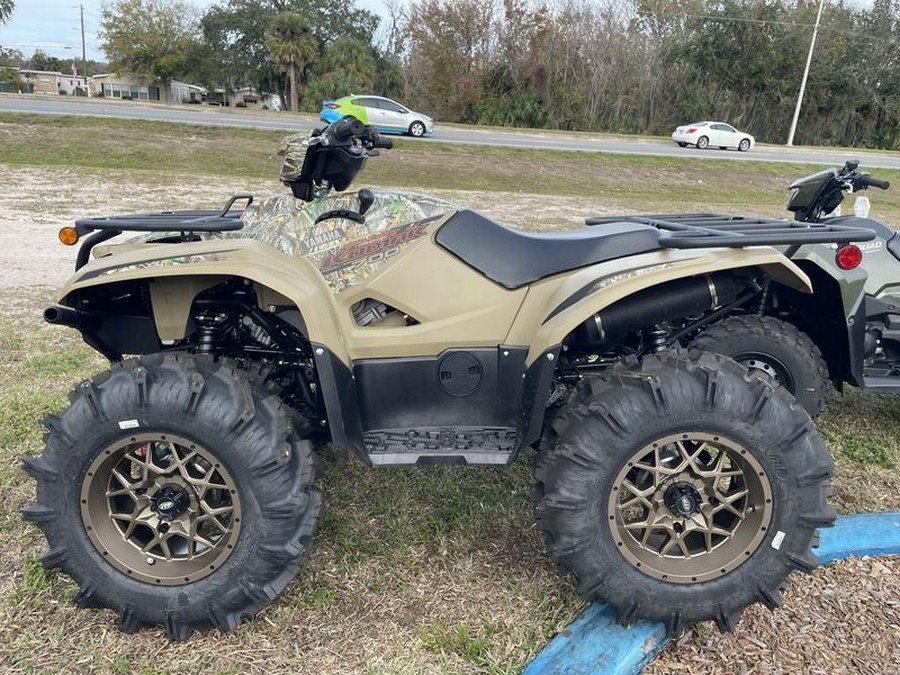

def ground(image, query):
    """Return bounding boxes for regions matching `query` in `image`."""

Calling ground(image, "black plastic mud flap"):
[311,343,367,461]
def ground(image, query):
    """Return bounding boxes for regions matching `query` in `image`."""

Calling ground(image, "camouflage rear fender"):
[56,238,351,362]
[509,247,813,364]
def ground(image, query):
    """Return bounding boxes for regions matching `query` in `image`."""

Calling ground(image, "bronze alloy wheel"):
[608,432,773,583]
[536,351,833,632]
[25,354,322,639]
[81,432,242,585]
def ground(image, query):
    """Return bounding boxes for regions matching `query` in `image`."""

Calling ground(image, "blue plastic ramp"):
[524,512,900,675]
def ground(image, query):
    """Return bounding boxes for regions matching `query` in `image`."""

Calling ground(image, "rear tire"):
[535,351,834,636]
[22,353,321,640]
[696,136,709,149]
[690,315,828,418]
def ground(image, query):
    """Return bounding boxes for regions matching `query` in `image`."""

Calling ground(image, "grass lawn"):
[0,114,898,674]
[3,112,900,221]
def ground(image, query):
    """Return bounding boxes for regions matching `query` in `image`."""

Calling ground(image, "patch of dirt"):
[648,555,900,674]
[0,165,283,289]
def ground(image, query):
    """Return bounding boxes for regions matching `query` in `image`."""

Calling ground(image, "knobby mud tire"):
[690,315,828,418]
[22,353,321,641]
[535,350,834,636]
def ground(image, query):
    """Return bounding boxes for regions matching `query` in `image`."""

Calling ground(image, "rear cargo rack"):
[585,213,876,249]
[71,194,252,270]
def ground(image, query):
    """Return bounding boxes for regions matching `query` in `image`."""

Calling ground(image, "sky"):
[0,0,390,64]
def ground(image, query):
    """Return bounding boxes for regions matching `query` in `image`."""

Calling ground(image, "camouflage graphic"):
[91,254,231,278]
[108,189,456,291]
[236,190,455,292]
[277,133,313,183]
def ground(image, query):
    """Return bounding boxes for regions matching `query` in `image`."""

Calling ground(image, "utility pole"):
[786,0,826,146]
[79,4,87,78]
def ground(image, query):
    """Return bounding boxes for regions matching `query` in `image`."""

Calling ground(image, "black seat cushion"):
[435,210,661,289]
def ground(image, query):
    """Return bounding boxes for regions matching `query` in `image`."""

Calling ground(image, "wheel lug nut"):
[147,557,155,565]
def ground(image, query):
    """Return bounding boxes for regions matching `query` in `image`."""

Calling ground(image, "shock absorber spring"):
[756,280,772,316]
[194,312,225,353]
[646,325,668,352]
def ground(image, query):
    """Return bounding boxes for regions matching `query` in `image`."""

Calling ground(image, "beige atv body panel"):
[58,237,353,362]
[59,206,811,368]
[512,247,810,364]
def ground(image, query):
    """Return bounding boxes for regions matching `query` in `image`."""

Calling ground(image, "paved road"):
[2,96,899,170]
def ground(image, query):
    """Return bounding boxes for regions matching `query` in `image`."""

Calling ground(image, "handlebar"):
[837,160,890,192]
[861,175,891,190]
[322,117,393,152]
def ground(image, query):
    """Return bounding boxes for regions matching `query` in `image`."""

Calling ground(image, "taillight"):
[324,103,340,109]
[835,244,863,270]
[686,128,697,134]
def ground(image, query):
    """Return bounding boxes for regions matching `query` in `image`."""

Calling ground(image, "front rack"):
[73,194,252,236]
[71,194,252,270]
[585,213,876,248]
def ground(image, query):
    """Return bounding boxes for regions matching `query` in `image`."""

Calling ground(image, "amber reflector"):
[58,227,79,246]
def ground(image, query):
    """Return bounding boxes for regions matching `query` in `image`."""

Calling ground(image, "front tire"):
[690,315,828,418]
[409,121,426,137]
[535,351,834,635]
[22,354,321,640]
[739,138,751,152]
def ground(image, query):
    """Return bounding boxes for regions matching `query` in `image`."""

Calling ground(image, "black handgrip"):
[864,176,891,190]
[372,136,393,150]
[329,117,365,142]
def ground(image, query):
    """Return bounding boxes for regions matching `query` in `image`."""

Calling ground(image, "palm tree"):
[0,0,15,25]
[264,11,317,112]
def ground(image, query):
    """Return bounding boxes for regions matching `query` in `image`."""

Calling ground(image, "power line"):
[680,13,821,29]
[675,12,899,46]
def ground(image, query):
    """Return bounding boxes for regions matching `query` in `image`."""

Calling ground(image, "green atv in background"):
[24,119,870,641]
[585,161,891,419]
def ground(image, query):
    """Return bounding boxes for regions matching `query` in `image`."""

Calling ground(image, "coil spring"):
[756,280,772,316]
[646,325,668,352]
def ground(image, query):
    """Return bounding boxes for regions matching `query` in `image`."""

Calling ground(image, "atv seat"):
[435,210,661,289]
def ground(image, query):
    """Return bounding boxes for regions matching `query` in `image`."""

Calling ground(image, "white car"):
[671,121,754,151]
